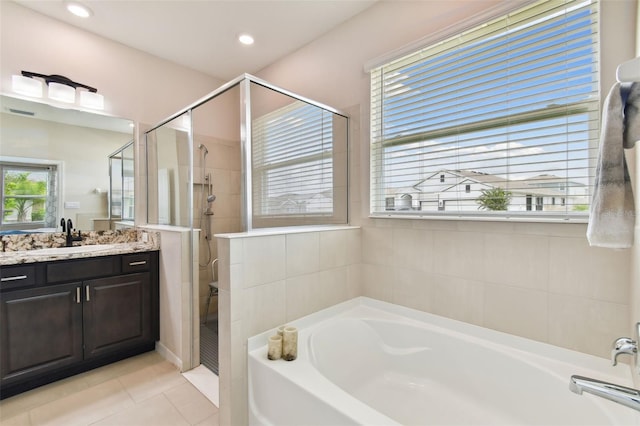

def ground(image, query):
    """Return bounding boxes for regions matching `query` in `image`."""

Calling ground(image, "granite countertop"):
[0,229,160,266]
[0,241,159,265]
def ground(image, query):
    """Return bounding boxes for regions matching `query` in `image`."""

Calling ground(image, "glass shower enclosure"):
[144,74,349,373]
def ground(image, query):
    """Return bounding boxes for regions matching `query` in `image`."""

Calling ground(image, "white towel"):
[623,82,640,148]
[586,83,635,249]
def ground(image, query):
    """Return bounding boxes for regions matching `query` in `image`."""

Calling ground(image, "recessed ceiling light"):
[238,34,254,46]
[65,2,93,18]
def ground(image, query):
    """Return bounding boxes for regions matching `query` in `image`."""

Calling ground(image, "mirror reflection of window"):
[1,162,58,234]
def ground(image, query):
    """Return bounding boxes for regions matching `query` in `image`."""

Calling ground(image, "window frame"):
[249,86,349,229]
[1,157,63,231]
[368,0,599,223]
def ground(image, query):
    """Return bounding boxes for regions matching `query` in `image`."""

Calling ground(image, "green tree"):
[476,187,512,211]
[3,172,47,222]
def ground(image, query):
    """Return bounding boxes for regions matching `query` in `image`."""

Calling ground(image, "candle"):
[282,326,298,361]
[267,335,282,360]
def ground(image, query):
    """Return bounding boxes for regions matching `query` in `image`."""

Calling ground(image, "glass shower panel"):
[249,82,348,228]
[191,84,241,375]
[109,154,122,220]
[122,143,135,221]
[146,112,192,227]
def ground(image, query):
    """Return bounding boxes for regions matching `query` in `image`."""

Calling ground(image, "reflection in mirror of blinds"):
[370,0,599,220]
[252,101,335,216]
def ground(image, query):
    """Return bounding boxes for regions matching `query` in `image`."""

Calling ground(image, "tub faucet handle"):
[611,337,637,366]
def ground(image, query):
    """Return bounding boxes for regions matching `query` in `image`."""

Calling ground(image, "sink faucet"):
[569,375,640,412]
[65,219,82,247]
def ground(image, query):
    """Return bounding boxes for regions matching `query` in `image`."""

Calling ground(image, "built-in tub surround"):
[249,297,640,425]
[216,225,361,426]
[0,229,159,265]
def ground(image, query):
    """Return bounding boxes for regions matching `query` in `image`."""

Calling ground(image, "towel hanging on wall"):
[586,83,637,248]
[623,83,640,147]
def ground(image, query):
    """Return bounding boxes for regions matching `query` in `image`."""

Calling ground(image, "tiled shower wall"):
[216,227,361,426]
[193,134,242,317]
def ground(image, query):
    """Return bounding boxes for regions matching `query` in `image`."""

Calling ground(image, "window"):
[370,0,598,219]
[251,91,348,227]
[1,162,58,230]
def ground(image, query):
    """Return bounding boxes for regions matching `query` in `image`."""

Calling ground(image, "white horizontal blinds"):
[370,0,599,217]
[252,100,334,216]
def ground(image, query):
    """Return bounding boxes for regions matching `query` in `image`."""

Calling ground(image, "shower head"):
[198,144,208,155]
[207,194,216,203]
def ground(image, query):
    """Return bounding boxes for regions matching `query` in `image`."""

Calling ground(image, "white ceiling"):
[13,0,378,81]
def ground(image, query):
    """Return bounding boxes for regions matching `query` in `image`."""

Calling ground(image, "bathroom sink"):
[23,244,118,256]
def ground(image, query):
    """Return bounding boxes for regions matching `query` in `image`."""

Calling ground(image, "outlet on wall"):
[64,201,80,209]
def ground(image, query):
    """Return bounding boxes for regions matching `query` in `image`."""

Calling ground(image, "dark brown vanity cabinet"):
[0,251,159,399]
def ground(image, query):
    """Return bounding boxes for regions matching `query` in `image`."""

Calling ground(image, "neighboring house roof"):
[404,169,567,198]
[525,174,587,188]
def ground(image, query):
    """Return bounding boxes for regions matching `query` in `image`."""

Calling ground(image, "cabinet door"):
[0,283,83,383]
[83,273,151,359]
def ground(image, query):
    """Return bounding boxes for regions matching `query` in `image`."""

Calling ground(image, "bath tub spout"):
[570,375,640,412]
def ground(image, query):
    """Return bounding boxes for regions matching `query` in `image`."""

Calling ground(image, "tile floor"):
[0,351,219,426]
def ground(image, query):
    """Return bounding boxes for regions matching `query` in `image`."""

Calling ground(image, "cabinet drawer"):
[0,265,37,290]
[47,257,118,283]
[121,253,151,273]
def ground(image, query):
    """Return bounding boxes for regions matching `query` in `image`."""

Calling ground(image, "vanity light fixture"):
[12,71,105,110]
[65,1,93,18]
[238,33,255,45]
[11,74,43,98]
[80,90,105,109]
[48,82,76,103]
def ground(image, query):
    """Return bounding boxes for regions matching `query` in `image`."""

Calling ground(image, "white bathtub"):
[248,297,640,425]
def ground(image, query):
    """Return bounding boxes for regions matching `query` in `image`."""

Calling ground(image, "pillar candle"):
[282,326,298,361]
[267,335,282,360]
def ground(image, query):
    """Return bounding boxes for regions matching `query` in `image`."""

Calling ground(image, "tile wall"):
[360,219,631,359]
[192,133,242,317]
[216,227,361,426]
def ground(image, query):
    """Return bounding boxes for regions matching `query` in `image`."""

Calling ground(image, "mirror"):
[108,140,135,227]
[0,95,134,235]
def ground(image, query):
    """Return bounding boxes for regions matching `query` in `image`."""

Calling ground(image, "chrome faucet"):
[612,323,640,371]
[569,375,640,412]
[568,323,640,411]
[612,337,637,366]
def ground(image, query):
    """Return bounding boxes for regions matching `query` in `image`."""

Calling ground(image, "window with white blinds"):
[252,99,346,224]
[370,0,599,219]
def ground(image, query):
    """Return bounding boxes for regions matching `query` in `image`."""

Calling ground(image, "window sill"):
[369,212,589,224]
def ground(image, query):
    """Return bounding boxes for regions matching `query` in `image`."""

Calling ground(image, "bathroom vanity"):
[0,248,159,399]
